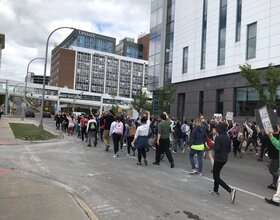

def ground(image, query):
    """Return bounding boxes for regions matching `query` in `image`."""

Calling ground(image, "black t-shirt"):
[104,115,115,130]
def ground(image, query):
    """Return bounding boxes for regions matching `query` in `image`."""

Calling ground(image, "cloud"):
[0,0,151,81]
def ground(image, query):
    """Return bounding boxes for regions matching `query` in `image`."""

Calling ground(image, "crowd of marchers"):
[53,110,280,206]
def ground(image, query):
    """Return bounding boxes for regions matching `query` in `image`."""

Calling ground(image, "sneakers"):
[87,144,91,147]
[208,190,219,197]
[136,162,141,165]
[265,198,280,206]
[197,172,203,176]
[172,150,177,153]
[144,159,148,166]
[189,169,197,175]
[182,149,185,154]
[153,162,159,165]
[105,145,110,151]
[230,189,236,203]
[170,162,174,168]
[113,154,118,158]
[267,184,277,190]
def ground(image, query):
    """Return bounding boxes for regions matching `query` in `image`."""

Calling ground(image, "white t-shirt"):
[134,120,151,140]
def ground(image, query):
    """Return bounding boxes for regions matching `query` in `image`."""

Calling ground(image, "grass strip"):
[9,123,57,140]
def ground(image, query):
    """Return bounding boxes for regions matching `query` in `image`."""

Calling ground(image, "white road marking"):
[25,145,50,173]
[178,169,265,199]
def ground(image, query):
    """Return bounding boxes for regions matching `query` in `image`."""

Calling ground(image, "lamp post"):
[39,27,75,130]
[21,57,45,121]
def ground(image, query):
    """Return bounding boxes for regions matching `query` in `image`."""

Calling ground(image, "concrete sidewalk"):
[0,116,19,145]
[0,116,99,220]
[0,169,91,220]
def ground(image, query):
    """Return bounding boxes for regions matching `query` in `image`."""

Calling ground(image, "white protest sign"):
[225,111,234,121]
[258,106,273,133]
[132,109,139,120]
[214,113,223,123]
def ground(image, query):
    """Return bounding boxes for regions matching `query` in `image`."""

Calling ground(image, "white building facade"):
[150,0,280,120]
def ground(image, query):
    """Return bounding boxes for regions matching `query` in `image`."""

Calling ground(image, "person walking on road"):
[102,110,115,152]
[80,114,88,142]
[127,119,136,157]
[153,112,174,168]
[188,118,208,175]
[209,123,236,204]
[86,115,98,147]
[132,111,150,165]
[265,127,280,206]
[110,116,124,157]
[257,125,279,191]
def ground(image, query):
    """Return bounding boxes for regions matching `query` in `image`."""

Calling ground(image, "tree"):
[131,90,152,113]
[154,83,176,113]
[239,63,280,108]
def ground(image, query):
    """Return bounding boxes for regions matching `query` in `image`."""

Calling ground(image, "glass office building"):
[53,29,116,54]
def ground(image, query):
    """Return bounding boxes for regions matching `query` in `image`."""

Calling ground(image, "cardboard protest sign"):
[214,113,223,123]
[103,105,111,112]
[132,109,139,120]
[255,106,277,132]
[225,112,234,121]
[126,109,133,118]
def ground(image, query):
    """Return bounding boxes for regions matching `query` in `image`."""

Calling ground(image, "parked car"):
[43,112,52,118]
[25,111,35,118]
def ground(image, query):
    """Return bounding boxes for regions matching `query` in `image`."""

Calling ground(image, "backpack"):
[114,122,123,134]
[89,122,97,131]
[129,124,136,137]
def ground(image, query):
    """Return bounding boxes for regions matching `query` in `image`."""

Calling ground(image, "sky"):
[0,0,151,81]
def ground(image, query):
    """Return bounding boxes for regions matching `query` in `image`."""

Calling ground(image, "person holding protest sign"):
[257,125,279,191]
[265,126,280,206]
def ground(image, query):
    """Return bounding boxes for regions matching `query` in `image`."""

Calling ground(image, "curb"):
[72,196,100,220]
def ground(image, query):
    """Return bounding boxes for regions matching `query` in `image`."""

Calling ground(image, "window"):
[216,89,224,114]
[218,0,227,66]
[199,91,204,115]
[182,47,189,73]
[235,0,242,42]
[246,22,257,59]
[177,93,185,122]
[201,0,208,69]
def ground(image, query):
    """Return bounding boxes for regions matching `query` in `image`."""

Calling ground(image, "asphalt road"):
[0,118,279,220]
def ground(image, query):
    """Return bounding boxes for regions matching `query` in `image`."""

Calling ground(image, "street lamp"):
[39,27,75,130]
[21,57,45,121]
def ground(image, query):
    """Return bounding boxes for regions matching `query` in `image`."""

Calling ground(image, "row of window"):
[182,0,257,73]
[177,87,280,122]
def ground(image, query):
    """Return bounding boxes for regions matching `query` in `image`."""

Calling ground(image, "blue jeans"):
[189,149,203,172]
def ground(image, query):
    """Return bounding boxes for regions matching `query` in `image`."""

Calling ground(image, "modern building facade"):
[0,79,133,114]
[149,0,175,91]
[137,33,150,61]
[149,0,280,121]
[52,29,116,54]
[116,37,144,60]
[26,73,50,85]
[50,46,148,99]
